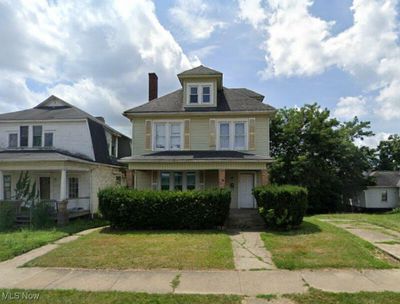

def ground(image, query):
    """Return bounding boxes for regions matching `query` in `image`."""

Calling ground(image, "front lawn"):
[316,212,400,232]
[0,289,241,304]
[287,288,400,304]
[26,229,234,270]
[0,219,107,262]
[261,218,398,269]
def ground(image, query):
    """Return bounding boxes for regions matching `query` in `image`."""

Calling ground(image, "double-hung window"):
[218,121,248,150]
[154,122,183,150]
[20,126,29,147]
[8,133,17,148]
[44,133,53,147]
[187,84,212,104]
[33,126,42,147]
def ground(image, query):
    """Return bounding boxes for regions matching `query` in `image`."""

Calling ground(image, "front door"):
[39,177,51,200]
[238,173,255,208]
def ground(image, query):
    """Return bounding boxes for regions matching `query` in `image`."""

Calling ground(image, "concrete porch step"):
[227,209,265,230]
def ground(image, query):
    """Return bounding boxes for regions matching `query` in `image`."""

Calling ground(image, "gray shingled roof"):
[124,87,275,114]
[369,171,400,187]
[177,65,222,77]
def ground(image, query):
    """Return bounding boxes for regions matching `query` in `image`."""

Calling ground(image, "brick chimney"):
[148,73,158,101]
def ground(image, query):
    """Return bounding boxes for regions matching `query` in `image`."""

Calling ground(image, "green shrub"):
[0,201,16,231]
[98,187,231,229]
[253,184,308,229]
[31,201,54,229]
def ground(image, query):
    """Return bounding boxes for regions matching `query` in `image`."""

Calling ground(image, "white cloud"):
[354,132,390,148]
[0,0,198,134]
[238,0,400,120]
[237,0,267,30]
[169,0,226,41]
[334,96,368,119]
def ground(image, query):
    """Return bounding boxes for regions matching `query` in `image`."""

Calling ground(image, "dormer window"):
[186,83,213,105]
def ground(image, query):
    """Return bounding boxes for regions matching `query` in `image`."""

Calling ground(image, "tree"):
[270,104,373,213]
[376,134,400,170]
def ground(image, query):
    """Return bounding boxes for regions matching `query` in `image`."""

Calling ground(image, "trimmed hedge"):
[0,201,16,231]
[253,184,308,229]
[98,187,231,229]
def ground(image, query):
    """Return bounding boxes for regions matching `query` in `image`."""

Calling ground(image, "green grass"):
[316,212,400,232]
[287,288,400,304]
[0,289,241,304]
[0,219,107,262]
[260,218,399,270]
[26,229,234,270]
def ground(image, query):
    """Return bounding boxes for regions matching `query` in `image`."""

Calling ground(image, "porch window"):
[154,122,183,151]
[20,126,29,147]
[3,175,11,200]
[8,133,17,148]
[218,121,248,150]
[159,171,196,191]
[44,133,53,147]
[160,172,170,191]
[68,177,79,199]
[33,126,42,147]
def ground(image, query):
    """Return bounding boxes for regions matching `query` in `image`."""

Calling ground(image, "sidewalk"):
[2,227,400,296]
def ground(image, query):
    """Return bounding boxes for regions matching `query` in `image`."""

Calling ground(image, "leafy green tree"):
[270,104,373,213]
[376,134,400,170]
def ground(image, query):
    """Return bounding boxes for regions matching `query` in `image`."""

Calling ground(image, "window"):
[154,122,182,151]
[202,86,210,103]
[8,133,17,148]
[68,177,79,199]
[44,133,53,147]
[111,135,117,157]
[189,87,198,103]
[33,126,42,147]
[218,121,248,150]
[187,84,213,105]
[382,191,388,202]
[160,172,196,191]
[186,172,196,190]
[160,172,170,191]
[20,126,29,147]
[219,123,230,149]
[3,175,11,200]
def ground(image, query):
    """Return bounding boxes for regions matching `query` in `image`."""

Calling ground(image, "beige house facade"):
[121,66,275,208]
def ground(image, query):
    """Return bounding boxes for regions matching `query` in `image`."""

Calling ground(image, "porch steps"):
[227,209,265,230]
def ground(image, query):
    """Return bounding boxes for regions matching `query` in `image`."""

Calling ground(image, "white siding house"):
[0,96,131,215]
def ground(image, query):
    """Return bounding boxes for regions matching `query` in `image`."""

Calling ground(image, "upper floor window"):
[153,122,183,151]
[44,133,53,147]
[33,126,42,147]
[8,133,17,148]
[20,126,29,147]
[187,83,213,105]
[217,121,248,150]
[111,135,117,157]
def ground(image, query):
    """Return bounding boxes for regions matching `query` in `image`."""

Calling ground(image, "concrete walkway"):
[321,219,400,261]
[229,230,276,270]
[2,226,400,296]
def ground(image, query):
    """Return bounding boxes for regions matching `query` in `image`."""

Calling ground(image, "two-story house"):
[122,66,275,208]
[0,95,131,214]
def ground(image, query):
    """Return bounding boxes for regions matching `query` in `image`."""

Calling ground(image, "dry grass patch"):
[261,218,399,269]
[26,229,234,270]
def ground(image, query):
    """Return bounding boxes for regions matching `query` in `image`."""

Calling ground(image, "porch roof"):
[0,150,94,164]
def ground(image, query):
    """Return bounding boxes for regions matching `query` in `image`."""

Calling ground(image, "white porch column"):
[60,169,67,201]
[0,170,4,200]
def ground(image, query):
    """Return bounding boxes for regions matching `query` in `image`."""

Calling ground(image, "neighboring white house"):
[0,95,131,214]
[354,171,400,210]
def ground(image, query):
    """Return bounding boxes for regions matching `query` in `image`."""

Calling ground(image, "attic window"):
[187,83,213,105]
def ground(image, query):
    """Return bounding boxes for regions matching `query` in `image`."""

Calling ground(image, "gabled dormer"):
[177,65,223,108]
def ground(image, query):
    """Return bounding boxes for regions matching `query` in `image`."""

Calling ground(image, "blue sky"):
[1,0,399,146]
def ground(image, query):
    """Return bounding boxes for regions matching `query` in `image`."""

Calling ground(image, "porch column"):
[60,169,67,201]
[0,170,4,200]
[260,169,270,185]
[218,169,226,188]
[126,170,134,188]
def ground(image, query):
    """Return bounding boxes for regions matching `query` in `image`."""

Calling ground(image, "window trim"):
[216,120,249,150]
[186,83,214,105]
[44,132,54,147]
[32,125,43,147]
[19,126,29,147]
[152,120,184,151]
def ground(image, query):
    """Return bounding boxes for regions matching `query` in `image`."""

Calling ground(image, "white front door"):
[238,173,255,208]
